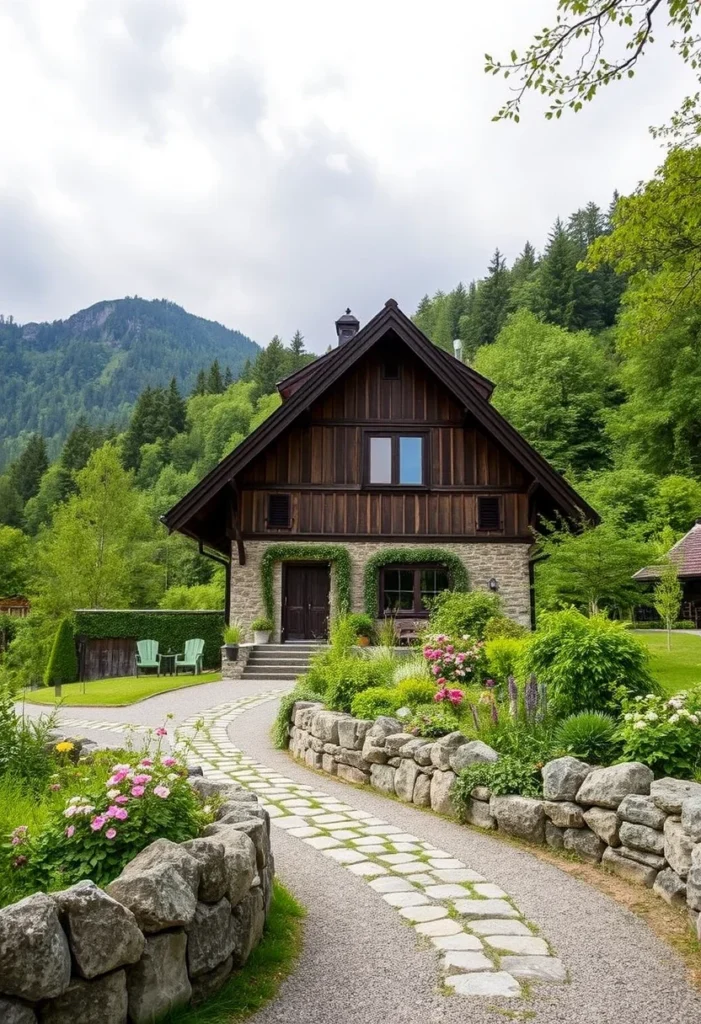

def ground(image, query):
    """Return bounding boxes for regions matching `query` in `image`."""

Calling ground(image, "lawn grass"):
[163,882,305,1023]
[0,775,60,907]
[633,630,701,695]
[21,672,222,707]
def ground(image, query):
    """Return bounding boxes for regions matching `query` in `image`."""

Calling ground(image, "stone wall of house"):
[289,701,701,943]
[0,778,275,1024]
[229,539,532,640]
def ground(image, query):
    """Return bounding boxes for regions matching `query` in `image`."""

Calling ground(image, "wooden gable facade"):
[237,339,531,541]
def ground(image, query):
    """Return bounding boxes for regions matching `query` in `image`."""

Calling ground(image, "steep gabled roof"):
[163,299,598,543]
[634,521,701,581]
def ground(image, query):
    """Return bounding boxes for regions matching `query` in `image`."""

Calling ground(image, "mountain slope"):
[0,297,259,466]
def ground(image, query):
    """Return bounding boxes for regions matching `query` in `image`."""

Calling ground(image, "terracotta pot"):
[357,635,371,647]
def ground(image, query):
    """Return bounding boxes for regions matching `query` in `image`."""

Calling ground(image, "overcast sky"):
[0,0,692,351]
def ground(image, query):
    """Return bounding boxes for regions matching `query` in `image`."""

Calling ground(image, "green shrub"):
[392,656,429,684]
[485,637,526,685]
[223,622,243,644]
[408,702,463,738]
[0,687,56,792]
[273,685,324,749]
[453,754,544,807]
[555,711,620,764]
[394,677,437,708]
[358,649,398,686]
[251,616,273,632]
[351,687,399,719]
[346,613,375,641]
[43,619,78,687]
[429,591,501,641]
[329,615,358,655]
[523,610,655,716]
[376,617,398,647]
[484,615,528,640]
[615,688,701,778]
[325,657,379,713]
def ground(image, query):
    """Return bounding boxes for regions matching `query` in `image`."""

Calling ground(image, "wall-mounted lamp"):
[488,578,499,592]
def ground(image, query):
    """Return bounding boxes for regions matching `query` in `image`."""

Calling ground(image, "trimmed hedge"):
[260,544,352,622]
[44,618,79,686]
[363,547,470,617]
[74,610,224,669]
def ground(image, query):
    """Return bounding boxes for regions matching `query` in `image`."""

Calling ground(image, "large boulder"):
[53,881,144,979]
[361,738,389,765]
[413,742,434,767]
[563,827,605,864]
[431,732,469,770]
[687,846,701,912]
[189,776,256,804]
[206,818,268,872]
[464,798,496,830]
[38,969,127,1024]
[576,762,653,809]
[617,845,666,870]
[490,795,545,844]
[126,931,191,1024]
[653,868,687,907]
[582,808,620,847]
[545,822,565,850]
[385,733,415,756]
[541,757,592,802]
[122,838,200,894]
[430,770,458,816]
[617,794,667,831]
[337,763,368,785]
[681,796,701,842]
[367,717,402,741]
[602,847,658,887]
[0,893,71,1001]
[449,740,499,773]
[663,817,695,879]
[190,956,233,1006]
[181,838,229,903]
[336,718,372,751]
[0,997,36,1023]
[394,759,420,802]
[370,763,396,795]
[399,737,433,760]
[544,801,585,829]
[197,828,257,906]
[650,777,701,815]
[106,863,197,933]
[186,899,236,977]
[618,821,664,856]
[310,710,349,745]
[413,773,432,807]
[231,888,265,968]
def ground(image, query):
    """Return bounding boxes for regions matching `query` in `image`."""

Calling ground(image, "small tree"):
[44,618,78,687]
[653,562,683,651]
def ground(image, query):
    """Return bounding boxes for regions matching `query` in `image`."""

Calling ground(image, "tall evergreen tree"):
[207,360,224,394]
[223,365,234,388]
[192,369,207,396]
[61,418,103,472]
[10,433,48,503]
[289,330,307,370]
[472,249,511,349]
[534,219,577,328]
[165,378,186,438]
[252,336,289,395]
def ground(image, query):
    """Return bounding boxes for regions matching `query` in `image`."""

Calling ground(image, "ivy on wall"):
[363,547,470,617]
[260,544,352,621]
[74,610,225,669]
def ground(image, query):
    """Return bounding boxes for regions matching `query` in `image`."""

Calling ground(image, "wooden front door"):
[283,564,330,641]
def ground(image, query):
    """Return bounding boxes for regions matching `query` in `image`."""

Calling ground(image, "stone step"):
[246,657,311,666]
[241,669,303,679]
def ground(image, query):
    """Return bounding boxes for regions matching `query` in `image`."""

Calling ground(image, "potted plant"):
[222,621,243,661]
[251,616,273,645]
[348,612,375,647]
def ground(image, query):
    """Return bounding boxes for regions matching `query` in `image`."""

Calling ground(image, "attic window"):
[267,493,291,529]
[383,360,399,380]
[477,496,501,531]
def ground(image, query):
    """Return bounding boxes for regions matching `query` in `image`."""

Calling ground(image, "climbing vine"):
[363,547,470,617]
[260,544,352,621]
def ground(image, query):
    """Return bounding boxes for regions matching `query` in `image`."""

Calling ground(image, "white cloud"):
[0,0,693,349]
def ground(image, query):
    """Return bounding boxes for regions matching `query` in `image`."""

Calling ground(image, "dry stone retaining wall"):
[289,702,701,943]
[0,777,275,1024]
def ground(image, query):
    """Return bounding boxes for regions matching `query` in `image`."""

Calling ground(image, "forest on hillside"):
[0,296,259,468]
[2,144,701,683]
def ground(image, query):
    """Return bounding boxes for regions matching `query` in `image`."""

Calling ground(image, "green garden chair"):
[135,639,161,676]
[174,638,204,675]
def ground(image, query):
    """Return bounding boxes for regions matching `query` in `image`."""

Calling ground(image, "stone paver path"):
[175,690,565,998]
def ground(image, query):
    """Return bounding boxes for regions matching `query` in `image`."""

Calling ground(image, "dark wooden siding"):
[238,344,533,539]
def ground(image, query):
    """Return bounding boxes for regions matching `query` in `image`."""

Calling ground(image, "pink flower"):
[64,806,77,818]
[153,785,170,799]
[65,825,75,838]
[162,756,177,767]
[155,727,168,737]
[131,774,152,785]
[105,828,117,840]
[50,783,61,791]
[91,816,106,831]
[131,786,145,798]
[115,795,129,805]
[107,771,128,786]
[114,808,128,821]
[140,758,154,767]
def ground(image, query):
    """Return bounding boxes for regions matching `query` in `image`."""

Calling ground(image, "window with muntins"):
[367,433,425,486]
[380,564,450,616]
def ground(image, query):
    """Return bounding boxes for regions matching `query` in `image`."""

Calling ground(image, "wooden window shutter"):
[477,496,501,531]
[267,493,291,529]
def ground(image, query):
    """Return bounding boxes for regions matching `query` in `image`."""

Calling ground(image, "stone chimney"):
[335,308,360,345]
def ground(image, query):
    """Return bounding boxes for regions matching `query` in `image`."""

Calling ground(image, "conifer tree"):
[192,369,207,396]
[472,249,511,348]
[44,618,78,686]
[289,330,306,369]
[165,378,186,437]
[207,360,224,394]
[223,365,234,388]
[10,434,48,503]
[533,219,577,328]
[61,418,102,472]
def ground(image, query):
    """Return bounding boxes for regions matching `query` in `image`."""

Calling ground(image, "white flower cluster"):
[624,690,700,730]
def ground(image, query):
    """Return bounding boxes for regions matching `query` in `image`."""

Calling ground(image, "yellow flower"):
[55,741,75,754]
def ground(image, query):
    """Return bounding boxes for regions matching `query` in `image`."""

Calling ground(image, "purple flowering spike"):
[525,673,538,721]
[507,675,518,718]
[537,681,548,722]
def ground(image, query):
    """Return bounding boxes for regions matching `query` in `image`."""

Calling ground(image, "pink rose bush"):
[423,633,486,706]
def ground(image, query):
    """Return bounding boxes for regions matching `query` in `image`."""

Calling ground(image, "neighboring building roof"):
[633,520,701,581]
[162,298,598,550]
